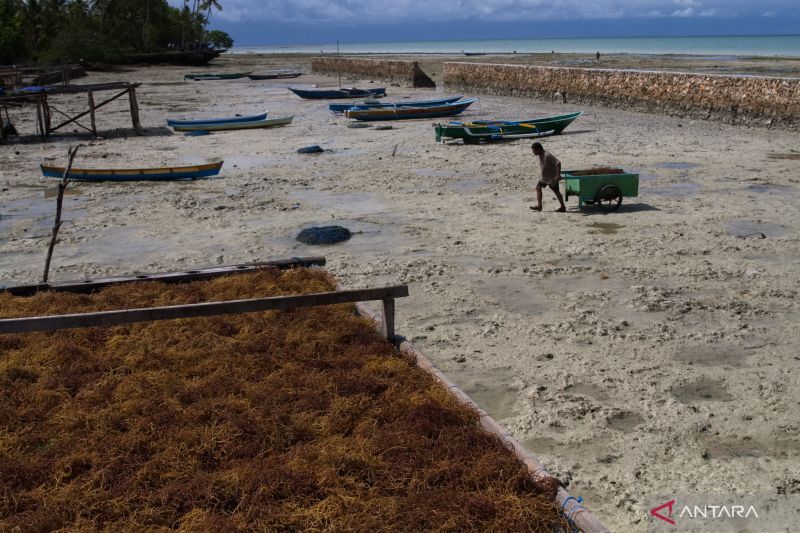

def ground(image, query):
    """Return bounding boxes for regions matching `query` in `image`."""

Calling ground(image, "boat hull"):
[435,112,583,142]
[166,112,267,127]
[41,162,224,181]
[248,72,302,80]
[171,116,294,132]
[329,95,464,113]
[346,98,477,121]
[289,87,386,99]
[184,72,250,80]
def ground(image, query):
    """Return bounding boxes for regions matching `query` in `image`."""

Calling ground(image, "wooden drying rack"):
[0,256,608,532]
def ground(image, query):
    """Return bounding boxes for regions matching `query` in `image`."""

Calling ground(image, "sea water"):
[232,34,800,57]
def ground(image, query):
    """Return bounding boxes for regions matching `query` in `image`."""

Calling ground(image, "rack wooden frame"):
[0,82,142,140]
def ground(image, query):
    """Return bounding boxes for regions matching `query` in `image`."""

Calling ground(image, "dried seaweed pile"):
[567,168,624,176]
[0,268,567,532]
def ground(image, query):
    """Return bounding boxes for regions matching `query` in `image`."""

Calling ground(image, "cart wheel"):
[596,185,622,211]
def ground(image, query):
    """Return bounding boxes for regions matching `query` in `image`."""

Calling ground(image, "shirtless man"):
[530,142,566,212]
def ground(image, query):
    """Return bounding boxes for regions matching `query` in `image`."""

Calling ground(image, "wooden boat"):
[345,98,477,121]
[40,161,223,181]
[184,72,250,80]
[434,111,583,143]
[166,111,267,127]
[248,71,302,80]
[288,87,386,99]
[329,95,464,113]
[171,116,294,132]
[125,49,221,66]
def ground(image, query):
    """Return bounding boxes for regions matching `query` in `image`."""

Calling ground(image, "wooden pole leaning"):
[42,146,80,284]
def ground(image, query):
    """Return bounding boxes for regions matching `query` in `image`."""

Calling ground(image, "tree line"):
[0,0,232,65]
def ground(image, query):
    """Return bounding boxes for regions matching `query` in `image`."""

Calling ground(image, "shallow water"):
[726,220,786,238]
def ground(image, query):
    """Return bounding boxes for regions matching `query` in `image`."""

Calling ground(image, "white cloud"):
[167,0,796,23]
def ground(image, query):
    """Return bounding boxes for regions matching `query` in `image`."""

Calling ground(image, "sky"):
[171,0,800,45]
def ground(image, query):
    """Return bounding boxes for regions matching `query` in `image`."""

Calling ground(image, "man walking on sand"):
[530,142,566,212]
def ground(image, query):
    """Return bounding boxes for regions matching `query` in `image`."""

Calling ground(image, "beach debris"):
[347,123,371,129]
[392,144,398,157]
[296,225,351,245]
[297,144,324,154]
[375,125,393,130]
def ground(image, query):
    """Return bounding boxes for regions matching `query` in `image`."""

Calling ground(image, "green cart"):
[561,168,639,211]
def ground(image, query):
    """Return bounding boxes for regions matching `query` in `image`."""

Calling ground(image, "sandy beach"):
[2,53,799,531]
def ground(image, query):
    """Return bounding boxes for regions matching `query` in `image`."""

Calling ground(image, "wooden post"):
[88,90,96,135]
[35,99,44,137]
[128,87,142,135]
[42,146,80,284]
[382,297,396,343]
[42,94,51,135]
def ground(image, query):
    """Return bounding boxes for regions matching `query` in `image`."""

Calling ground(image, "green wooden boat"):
[184,72,251,80]
[561,167,639,211]
[434,111,582,143]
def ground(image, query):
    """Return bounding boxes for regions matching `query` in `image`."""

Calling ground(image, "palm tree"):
[201,0,221,26]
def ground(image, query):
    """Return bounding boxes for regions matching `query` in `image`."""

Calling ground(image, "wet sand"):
[1,54,799,531]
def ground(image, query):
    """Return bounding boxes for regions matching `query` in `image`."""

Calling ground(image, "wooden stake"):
[128,87,142,135]
[42,146,80,284]
[88,90,96,135]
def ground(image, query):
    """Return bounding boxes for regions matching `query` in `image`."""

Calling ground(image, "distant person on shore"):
[596,51,601,61]
[530,142,566,212]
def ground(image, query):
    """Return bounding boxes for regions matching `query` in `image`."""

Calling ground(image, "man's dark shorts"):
[536,181,558,192]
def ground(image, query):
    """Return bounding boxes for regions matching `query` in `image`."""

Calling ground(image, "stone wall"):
[443,62,800,129]
[311,57,435,88]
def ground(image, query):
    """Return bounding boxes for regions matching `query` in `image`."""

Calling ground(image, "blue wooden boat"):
[329,95,464,113]
[166,112,267,127]
[345,98,477,121]
[40,161,224,181]
[289,87,386,99]
[171,116,293,132]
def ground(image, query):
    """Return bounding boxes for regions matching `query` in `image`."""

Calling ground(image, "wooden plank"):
[47,82,141,95]
[2,257,327,296]
[0,285,409,334]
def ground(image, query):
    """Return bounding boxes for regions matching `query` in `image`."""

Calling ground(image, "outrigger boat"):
[346,98,477,121]
[40,161,224,181]
[289,87,386,99]
[434,111,583,143]
[248,71,302,80]
[184,72,250,80]
[170,116,294,132]
[329,95,464,113]
[166,111,267,127]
